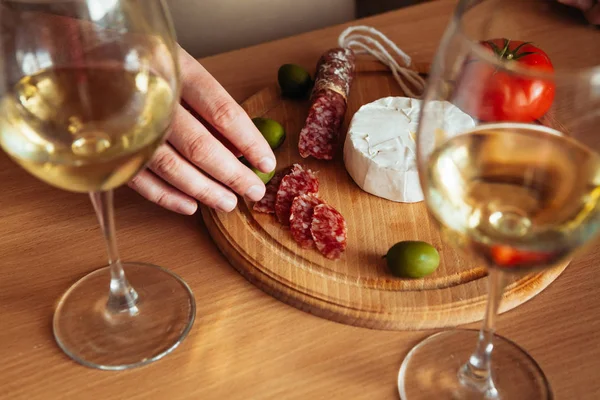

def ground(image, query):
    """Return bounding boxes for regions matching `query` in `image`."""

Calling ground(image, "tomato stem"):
[498,38,511,58]
[511,41,531,54]
[484,39,538,61]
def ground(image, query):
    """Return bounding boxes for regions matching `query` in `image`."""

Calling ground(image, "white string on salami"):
[338,25,426,98]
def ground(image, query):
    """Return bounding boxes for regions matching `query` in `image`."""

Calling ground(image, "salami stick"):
[298,48,356,160]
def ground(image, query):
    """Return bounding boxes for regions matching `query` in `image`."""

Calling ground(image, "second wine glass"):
[398,0,600,398]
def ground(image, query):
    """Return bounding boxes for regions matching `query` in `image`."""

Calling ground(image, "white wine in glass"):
[0,1,195,370]
[2,67,173,191]
[399,0,600,398]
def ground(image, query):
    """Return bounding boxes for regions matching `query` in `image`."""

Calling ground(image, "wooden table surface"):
[2,1,599,399]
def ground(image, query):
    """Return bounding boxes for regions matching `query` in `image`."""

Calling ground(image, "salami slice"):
[253,166,293,214]
[311,204,347,260]
[298,47,355,160]
[289,194,324,248]
[275,164,319,225]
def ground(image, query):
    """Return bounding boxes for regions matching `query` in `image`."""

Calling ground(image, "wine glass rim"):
[451,1,600,80]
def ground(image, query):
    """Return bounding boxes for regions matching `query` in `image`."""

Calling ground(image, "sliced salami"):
[311,204,347,260]
[275,164,319,225]
[298,47,355,160]
[289,194,324,248]
[253,166,293,214]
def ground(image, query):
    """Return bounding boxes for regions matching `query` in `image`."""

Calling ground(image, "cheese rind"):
[343,96,475,203]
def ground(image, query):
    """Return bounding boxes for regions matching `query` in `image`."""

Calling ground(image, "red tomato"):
[455,39,555,122]
[490,245,554,268]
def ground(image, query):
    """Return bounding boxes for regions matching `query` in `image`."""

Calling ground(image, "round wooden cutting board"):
[201,58,568,331]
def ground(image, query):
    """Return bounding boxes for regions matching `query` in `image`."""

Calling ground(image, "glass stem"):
[458,267,507,398]
[90,191,139,315]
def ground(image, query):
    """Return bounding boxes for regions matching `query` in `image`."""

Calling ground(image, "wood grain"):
[2,1,600,399]
[201,63,568,330]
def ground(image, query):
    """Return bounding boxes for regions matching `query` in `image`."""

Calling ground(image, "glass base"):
[53,262,196,370]
[398,330,551,400]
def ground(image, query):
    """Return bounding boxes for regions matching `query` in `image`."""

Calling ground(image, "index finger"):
[178,47,276,174]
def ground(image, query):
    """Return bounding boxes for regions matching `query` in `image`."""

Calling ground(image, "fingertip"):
[245,184,266,202]
[216,196,238,213]
[129,168,199,216]
[257,156,277,174]
[178,200,199,215]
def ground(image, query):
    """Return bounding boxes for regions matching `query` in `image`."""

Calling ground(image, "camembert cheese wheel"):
[343,96,475,203]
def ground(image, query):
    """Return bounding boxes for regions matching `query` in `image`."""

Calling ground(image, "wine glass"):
[0,1,195,370]
[398,0,600,398]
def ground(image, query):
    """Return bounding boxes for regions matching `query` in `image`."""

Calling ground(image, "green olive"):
[252,117,286,150]
[385,241,440,279]
[278,64,312,99]
[240,157,276,184]
[251,166,276,184]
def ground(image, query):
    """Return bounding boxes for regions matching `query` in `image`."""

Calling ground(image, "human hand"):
[0,5,276,216]
[128,47,276,215]
[557,0,600,24]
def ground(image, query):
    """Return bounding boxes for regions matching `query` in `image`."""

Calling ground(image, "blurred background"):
[4,1,592,58]
[168,0,434,58]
